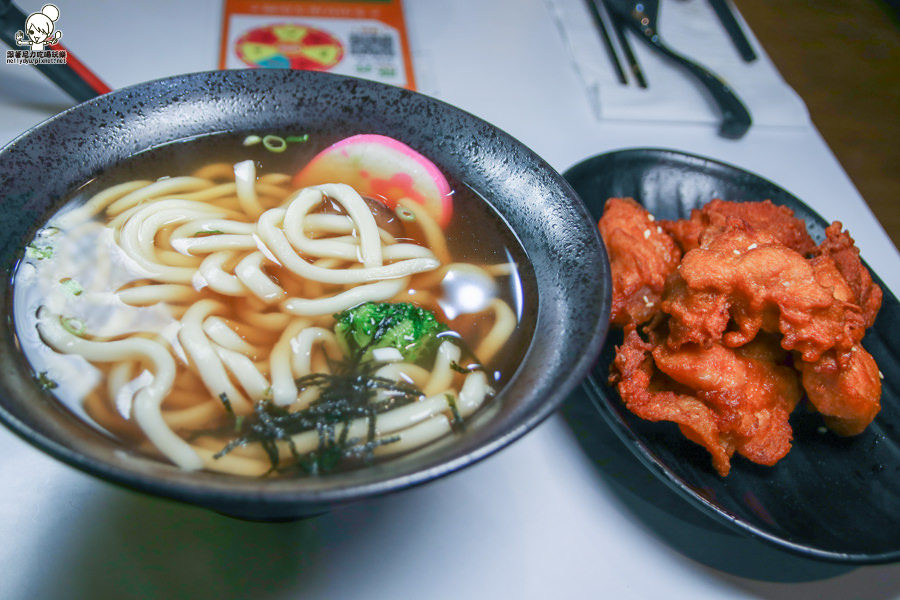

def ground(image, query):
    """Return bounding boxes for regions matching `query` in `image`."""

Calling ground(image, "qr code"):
[349,33,395,57]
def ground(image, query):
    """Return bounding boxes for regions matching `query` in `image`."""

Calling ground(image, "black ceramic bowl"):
[0,70,610,520]
[565,148,900,563]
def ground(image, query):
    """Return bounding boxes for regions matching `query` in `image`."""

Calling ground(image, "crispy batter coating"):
[662,219,866,363]
[798,345,882,436]
[612,327,734,475]
[661,198,816,255]
[813,222,882,328]
[604,199,883,476]
[612,328,801,476]
[598,198,681,327]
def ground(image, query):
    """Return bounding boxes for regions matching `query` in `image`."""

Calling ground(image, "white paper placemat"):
[547,0,810,129]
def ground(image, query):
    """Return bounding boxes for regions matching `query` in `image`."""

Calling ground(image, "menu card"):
[219,0,416,90]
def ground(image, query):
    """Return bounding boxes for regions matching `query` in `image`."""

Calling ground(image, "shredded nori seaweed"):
[446,393,464,429]
[212,302,476,476]
[214,370,424,475]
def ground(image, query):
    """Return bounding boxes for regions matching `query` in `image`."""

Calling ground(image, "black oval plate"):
[564,148,900,563]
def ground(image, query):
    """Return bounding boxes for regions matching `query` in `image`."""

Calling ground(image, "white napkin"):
[546,0,810,128]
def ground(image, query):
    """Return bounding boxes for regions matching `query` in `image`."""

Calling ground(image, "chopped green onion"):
[192,229,224,237]
[36,371,57,390]
[60,278,84,296]
[262,135,287,153]
[60,316,86,336]
[25,242,53,260]
[245,133,308,152]
[396,206,416,222]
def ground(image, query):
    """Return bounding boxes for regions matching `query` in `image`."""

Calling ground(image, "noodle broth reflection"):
[14,133,535,477]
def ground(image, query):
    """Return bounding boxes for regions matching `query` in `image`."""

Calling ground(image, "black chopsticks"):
[586,0,647,88]
[584,0,627,84]
[0,0,111,102]
[707,0,757,62]
[586,0,757,89]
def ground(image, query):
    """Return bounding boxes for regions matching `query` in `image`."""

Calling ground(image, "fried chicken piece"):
[612,327,734,475]
[598,198,681,327]
[813,222,882,328]
[655,335,801,473]
[661,219,867,363]
[797,345,882,436]
[612,328,802,476]
[661,199,816,255]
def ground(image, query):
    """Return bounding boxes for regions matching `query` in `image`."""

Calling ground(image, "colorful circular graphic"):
[235,23,344,71]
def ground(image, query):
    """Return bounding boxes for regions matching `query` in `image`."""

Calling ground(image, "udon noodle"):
[15,136,529,477]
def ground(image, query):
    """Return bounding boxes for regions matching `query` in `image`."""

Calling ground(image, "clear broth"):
[13,131,538,474]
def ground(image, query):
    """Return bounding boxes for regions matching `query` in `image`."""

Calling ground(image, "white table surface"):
[2,1,900,598]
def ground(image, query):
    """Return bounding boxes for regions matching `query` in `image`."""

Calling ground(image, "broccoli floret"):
[333,302,450,365]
